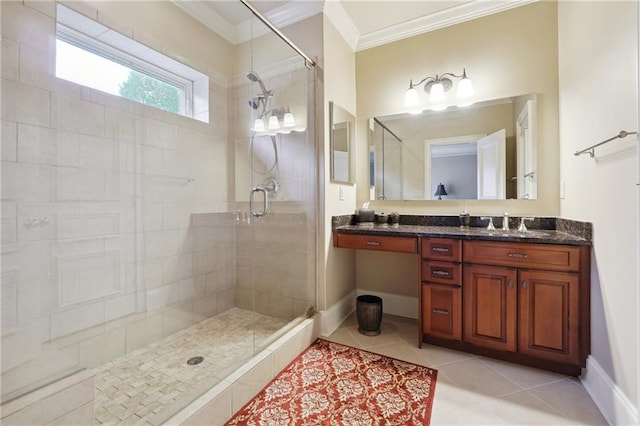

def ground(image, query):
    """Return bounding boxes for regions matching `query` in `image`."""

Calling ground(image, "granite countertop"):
[332,215,592,246]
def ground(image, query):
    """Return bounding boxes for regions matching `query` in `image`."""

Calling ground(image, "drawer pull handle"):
[508,280,514,289]
[508,252,528,258]
[522,281,528,289]
[432,247,450,253]
[432,309,449,315]
[366,241,380,246]
[432,270,450,277]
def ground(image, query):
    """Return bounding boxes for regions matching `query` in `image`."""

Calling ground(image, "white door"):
[477,129,506,199]
[516,99,537,199]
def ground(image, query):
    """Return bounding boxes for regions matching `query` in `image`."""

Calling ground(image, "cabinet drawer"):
[422,238,462,262]
[463,241,581,272]
[422,283,462,341]
[422,260,461,285]
[334,233,418,253]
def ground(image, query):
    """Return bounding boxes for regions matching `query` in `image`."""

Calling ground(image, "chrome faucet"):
[480,216,496,230]
[518,217,535,232]
[502,213,509,231]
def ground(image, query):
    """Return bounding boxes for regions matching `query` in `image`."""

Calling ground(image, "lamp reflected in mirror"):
[434,183,448,200]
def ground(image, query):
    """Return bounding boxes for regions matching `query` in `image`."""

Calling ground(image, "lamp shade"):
[434,183,448,200]
[429,82,445,103]
[404,87,419,107]
[268,115,280,130]
[283,111,296,127]
[457,77,474,107]
[253,118,265,132]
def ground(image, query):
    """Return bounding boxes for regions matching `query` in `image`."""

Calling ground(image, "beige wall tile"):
[2,80,51,127]
[163,304,193,337]
[53,94,105,137]
[78,327,126,368]
[2,38,19,81]
[125,313,162,353]
[2,120,18,161]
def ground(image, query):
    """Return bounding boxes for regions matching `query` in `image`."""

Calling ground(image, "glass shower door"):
[235,11,317,355]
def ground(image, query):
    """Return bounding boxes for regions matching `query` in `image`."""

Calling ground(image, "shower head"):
[246,70,269,96]
[246,71,260,83]
[248,97,260,109]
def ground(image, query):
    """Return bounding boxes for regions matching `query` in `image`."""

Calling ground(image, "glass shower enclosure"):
[1,0,317,422]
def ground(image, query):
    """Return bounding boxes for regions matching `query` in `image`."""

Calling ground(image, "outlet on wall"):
[560,181,566,199]
[339,186,344,201]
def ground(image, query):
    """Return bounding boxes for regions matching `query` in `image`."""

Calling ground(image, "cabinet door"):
[518,270,580,364]
[463,265,517,352]
[422,283,462,341]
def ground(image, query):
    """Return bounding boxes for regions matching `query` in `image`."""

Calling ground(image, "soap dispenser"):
[459,206,471,229]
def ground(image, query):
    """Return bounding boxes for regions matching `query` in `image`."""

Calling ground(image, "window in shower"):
[55,4,209,123]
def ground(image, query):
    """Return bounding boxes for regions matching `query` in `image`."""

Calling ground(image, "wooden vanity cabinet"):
[462,241,588,369]
[334,233,418,253]
[420,238,462,343]
[463,264,517,352]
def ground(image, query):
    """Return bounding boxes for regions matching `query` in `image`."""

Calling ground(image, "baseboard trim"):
[355,289,418,319]
[581,356,638,425]
[319,290,357,337]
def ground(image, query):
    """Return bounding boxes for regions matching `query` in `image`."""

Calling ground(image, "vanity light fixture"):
[404,68,474,111]
[252,107,297,133]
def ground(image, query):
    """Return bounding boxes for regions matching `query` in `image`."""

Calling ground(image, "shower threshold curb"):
[165,315,320,425]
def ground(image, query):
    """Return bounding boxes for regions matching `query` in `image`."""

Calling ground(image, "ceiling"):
[174,0,535,51]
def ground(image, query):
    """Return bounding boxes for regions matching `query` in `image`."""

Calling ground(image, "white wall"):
[320,15,357,311]
[558,1,638,424]
[355,1,559,217]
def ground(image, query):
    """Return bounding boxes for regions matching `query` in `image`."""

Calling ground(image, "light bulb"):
[283,112,296,127]
[457,76,474,100]
[268,116,280,130]
[429,82,445,103]
[404,87,419,107]
[253,118,265,132]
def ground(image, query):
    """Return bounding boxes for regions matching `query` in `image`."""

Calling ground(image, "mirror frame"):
[329,101,355,184]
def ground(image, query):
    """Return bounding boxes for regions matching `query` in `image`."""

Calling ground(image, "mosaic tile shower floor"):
[92,308,287,425]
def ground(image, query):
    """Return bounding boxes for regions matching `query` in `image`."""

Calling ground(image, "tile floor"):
[325,313,608,425]
[92,308,287,425]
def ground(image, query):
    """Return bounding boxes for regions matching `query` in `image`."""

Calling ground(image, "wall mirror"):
[330,101,355,184]
[369,94,537,201]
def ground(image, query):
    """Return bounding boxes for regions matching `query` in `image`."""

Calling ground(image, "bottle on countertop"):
[459,206,471,229]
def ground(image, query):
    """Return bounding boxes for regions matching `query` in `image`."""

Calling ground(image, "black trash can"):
[356,295,383,336]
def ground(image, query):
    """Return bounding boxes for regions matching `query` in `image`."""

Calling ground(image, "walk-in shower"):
[1,0,317,424]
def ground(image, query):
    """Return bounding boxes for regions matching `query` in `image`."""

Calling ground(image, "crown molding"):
[174,0,535,51]
[356,0,537,51]
[236,0,324,45]
[323,1,359,51]
[172,1,237,45]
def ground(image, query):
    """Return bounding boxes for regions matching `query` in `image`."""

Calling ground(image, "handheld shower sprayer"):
[246,71,273,114]
[246,71,270,97]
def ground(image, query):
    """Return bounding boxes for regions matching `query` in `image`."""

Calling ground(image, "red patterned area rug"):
[225,338,437,425]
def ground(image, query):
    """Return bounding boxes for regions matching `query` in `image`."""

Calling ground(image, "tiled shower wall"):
[1,0,233,400]
[235,210,315,321]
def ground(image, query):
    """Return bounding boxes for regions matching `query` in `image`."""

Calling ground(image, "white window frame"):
[55,4,208,122]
